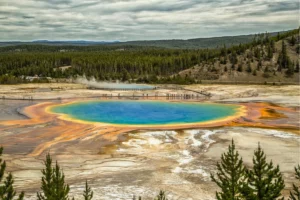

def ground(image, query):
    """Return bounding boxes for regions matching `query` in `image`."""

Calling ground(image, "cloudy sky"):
[0,0,298,41]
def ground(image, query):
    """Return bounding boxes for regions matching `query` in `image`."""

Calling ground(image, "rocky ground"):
[0,83,299,199]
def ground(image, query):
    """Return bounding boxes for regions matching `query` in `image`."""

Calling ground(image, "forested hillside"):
[120,33,276,49]
[0,44,159,53]
[0,28,298,84]
[0,31,280,50]
[177,29,299,83]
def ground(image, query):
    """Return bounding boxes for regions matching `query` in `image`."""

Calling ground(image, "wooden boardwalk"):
[1,86,212,101]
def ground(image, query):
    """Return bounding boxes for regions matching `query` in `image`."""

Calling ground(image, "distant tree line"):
[0,28,298,84]
[0,49,219,84]
[0,44,158,53]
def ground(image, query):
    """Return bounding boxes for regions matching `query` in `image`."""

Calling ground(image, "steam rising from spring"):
[76,77,154,90]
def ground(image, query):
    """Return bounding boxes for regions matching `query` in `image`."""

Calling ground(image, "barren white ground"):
[0,84,299,199]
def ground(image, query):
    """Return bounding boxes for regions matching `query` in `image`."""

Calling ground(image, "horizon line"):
[0,28,293,43]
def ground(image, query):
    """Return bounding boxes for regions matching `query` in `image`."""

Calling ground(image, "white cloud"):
[0,0,298,41]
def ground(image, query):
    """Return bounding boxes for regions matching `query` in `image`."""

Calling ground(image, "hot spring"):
[87,82,155,90]
[49,101,243,126]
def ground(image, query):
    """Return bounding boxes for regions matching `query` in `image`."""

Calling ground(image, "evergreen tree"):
[230,51,238,65]
[264,66,269,73]
[221,57,227,64]
[231,64,235,70]
[241,144,285,200]
[224,66,228,72]
[295,61,300,73]
[0,147,24,200]
[285,63,294,77]
[270,40,275,53]
[254,48,261,59]
[264,32,270,44]
[0,147,5,188]
[257,60,262,71]
[211,140,246,200]
[155,190,168,200]
[83,180,93,200]
[37,154,53,200]
[290,35,296,46]
[246,63,252,73]
[289,165,300,200]
[277,40,290,71]
[267,45,273,60]
[277,32,280,41]
[37,153,71,200]
[221,44,227,57]
[237,64,243,72]
[122,69,131,82]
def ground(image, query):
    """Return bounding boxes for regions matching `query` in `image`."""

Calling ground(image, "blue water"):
[89,83,154,90]
[51,101,240,125]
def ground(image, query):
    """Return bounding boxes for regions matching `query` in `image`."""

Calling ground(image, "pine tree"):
[231,64,235,70]
[37,153,71,200]
[230,51,238,65]
[211,140,246,200]
[267,45,273,60]
[271,40,276,53]
[295,61,300,73]
[155,190,168,200]
[224,66,228,72]
[0,147,24,200]
[83,180,93,200]
[246,63,252,73]
[285,63,294,77]
[0,147,5,188]
[241,144,285,200]
[237,64,243,72]
[290,35,296,46]
[289,165,300,200]
[257,60,262,71]
[53,162,70,200]
[221,44,227,57]
[277,40,290,71]
[254,47,261,59]
[37,154,53,200]
[277,32,280,41]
